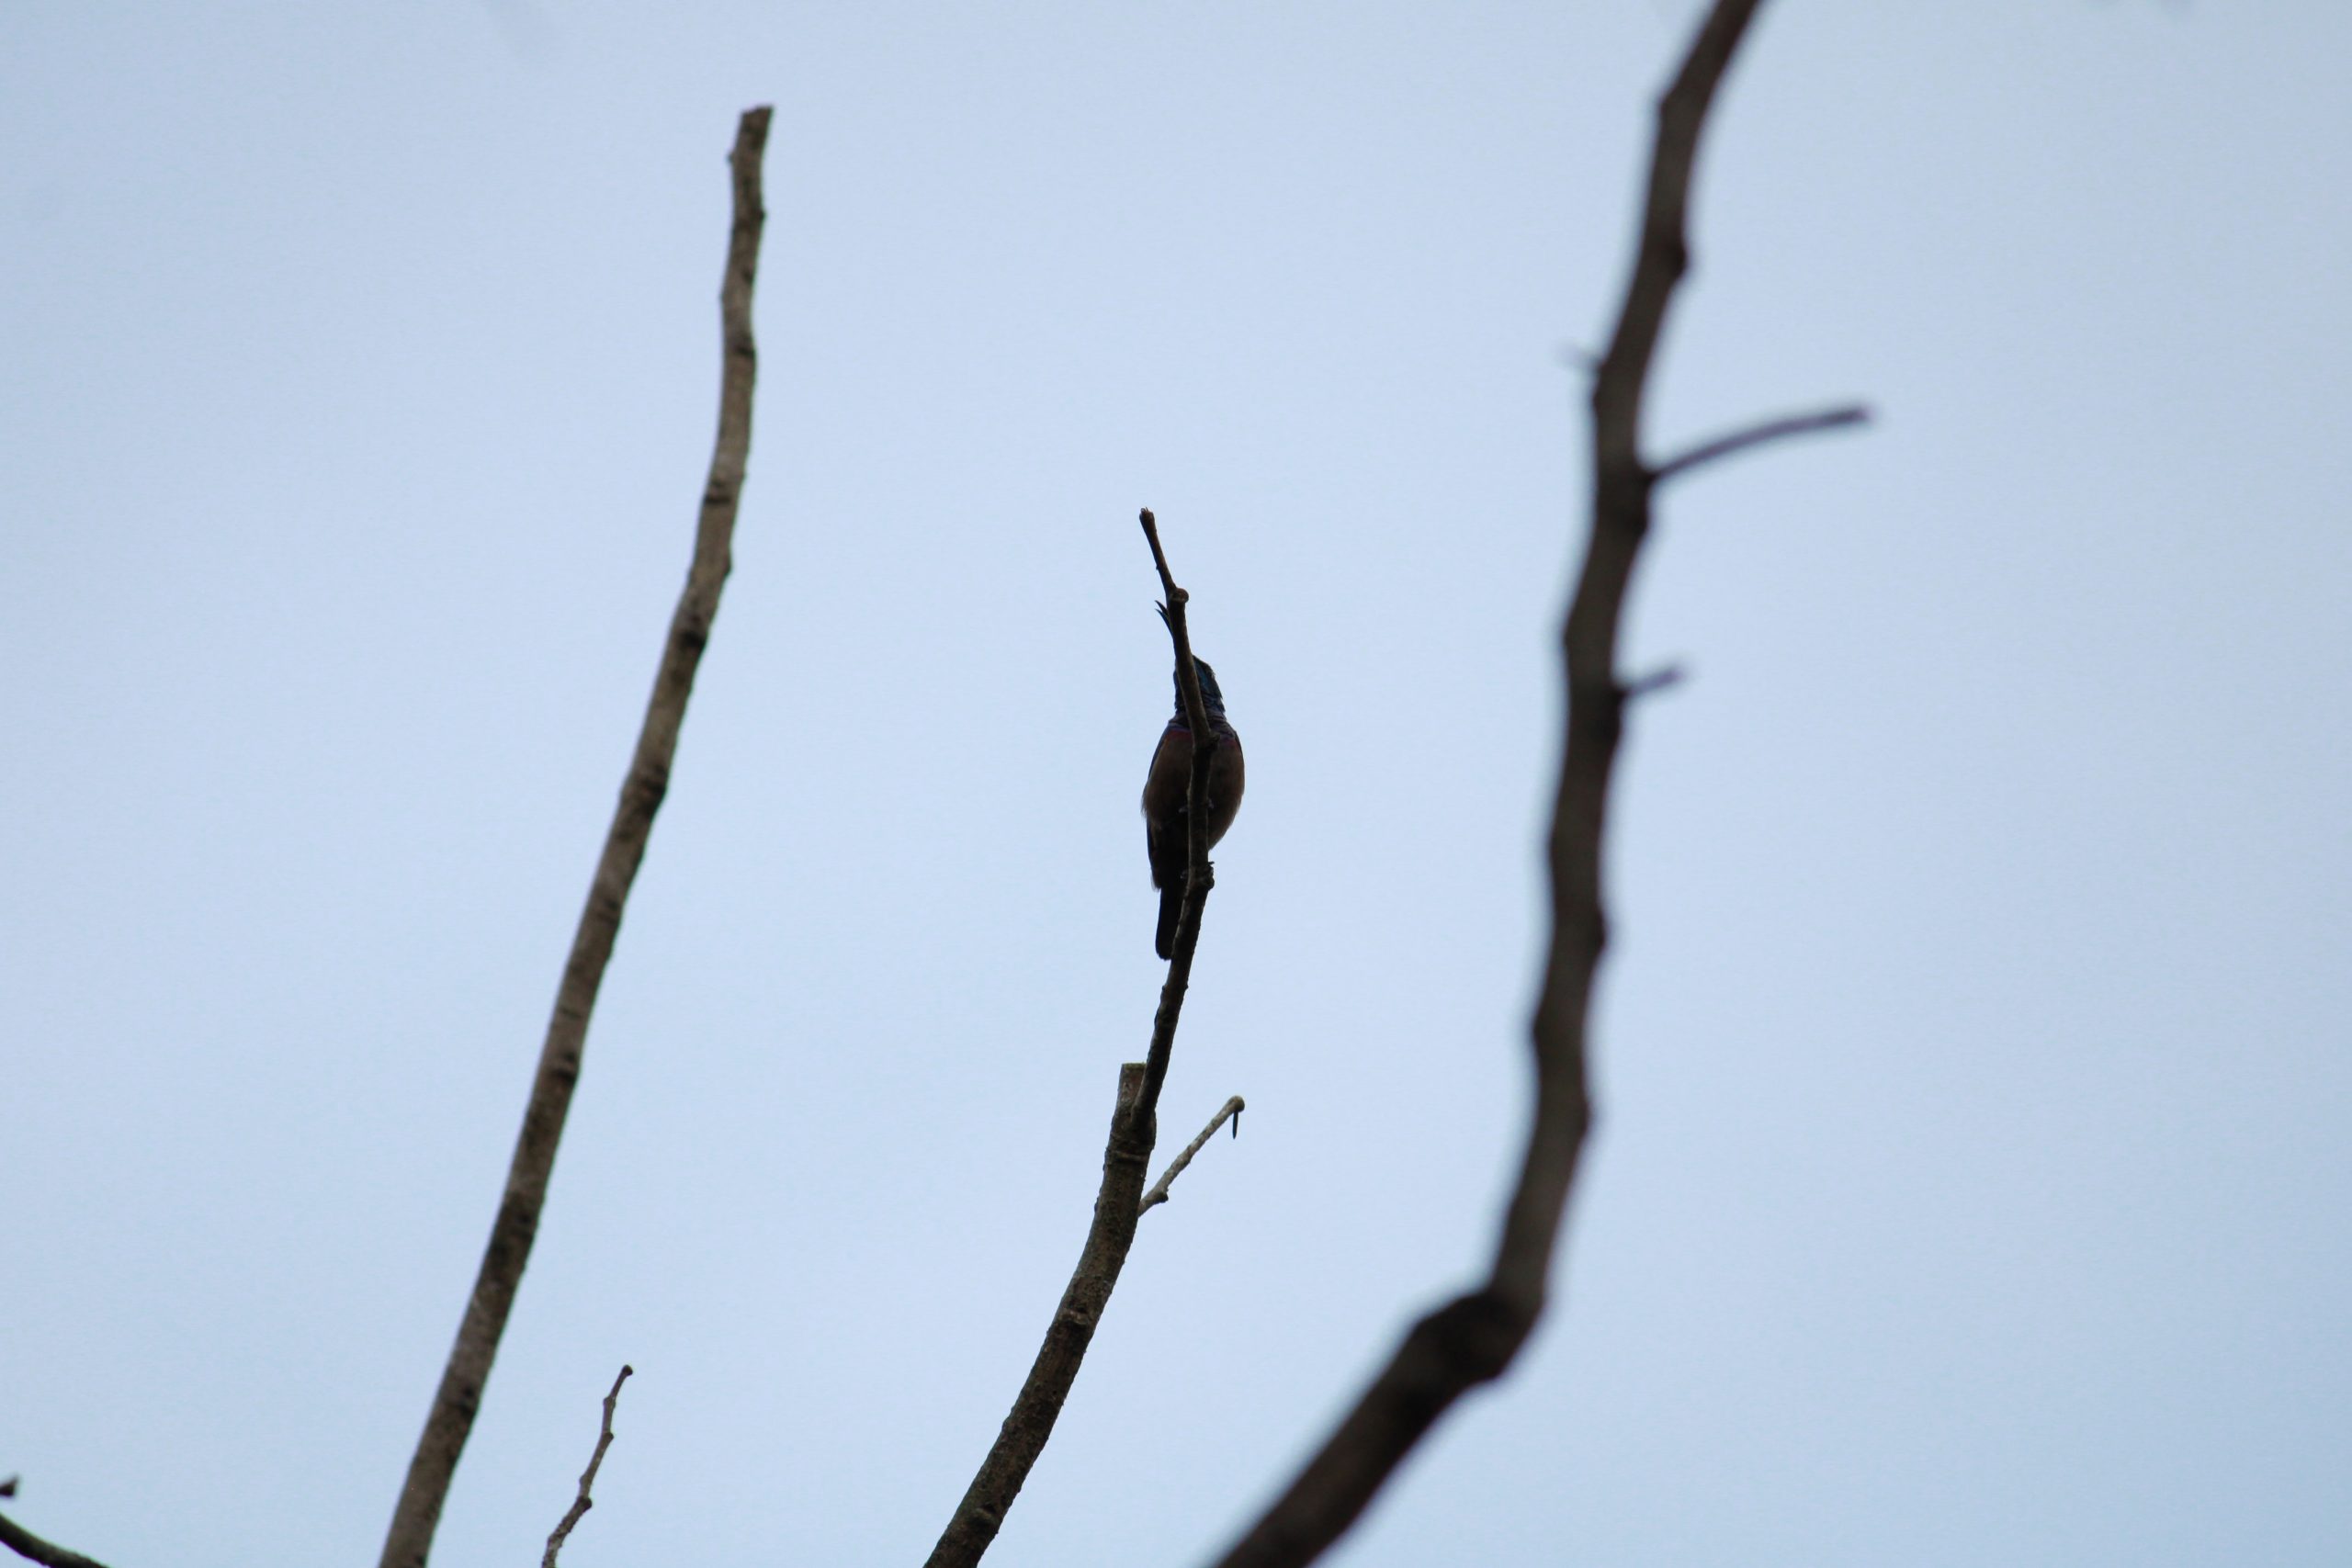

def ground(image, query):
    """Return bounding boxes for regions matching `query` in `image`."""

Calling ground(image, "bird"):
[1141,656,1245,959]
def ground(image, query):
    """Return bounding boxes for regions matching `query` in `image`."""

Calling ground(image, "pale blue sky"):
[6,5,2348,1566]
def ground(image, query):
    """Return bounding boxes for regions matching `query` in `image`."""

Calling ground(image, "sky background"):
[6,3,2349,1565]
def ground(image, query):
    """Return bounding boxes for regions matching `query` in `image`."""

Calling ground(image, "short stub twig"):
[1620,663,1688,702]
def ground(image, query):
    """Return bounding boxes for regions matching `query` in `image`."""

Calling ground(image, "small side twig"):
[542,1365,634,1568]
[0,1510,110,1568]
[1620,662,1687,702]
[1140,1095,1246,1215]
[377,106,773,1568]
[1652,402,1870,482]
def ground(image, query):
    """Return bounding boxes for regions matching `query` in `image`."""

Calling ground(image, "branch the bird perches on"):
[922,513,1246,1568]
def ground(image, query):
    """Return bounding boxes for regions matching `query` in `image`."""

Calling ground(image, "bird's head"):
[1172,658,1227,723]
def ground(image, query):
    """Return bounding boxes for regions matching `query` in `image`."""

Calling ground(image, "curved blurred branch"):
[1206,5,1782,1563]
[0,1510,110,1568]
[377,105,773,1568]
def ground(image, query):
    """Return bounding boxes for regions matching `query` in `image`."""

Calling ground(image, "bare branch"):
[542,1365,634,1568]
[1140,1095,1246,1215]
[923,516,1230,1568]
[922,1066,1151,1568]
[1653,402,1870,482]
[377,106,773,1568]
[0,1511,110,1568]
[1206,5,1777,1564]
[1137,507,1221,1124]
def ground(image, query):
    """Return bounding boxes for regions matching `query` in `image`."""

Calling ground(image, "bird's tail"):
[1155,883,1182,960]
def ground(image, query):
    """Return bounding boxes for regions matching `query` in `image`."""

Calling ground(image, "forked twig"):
[542,1365,634,1568]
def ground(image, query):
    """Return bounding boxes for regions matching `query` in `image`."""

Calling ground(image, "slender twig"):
[542,1365,634,1568]
[377,107,773,1568]
[1140,1095,1246,1215]
[1653,402,1870,482]
[1137,507,1221,1127]
[922,516,1227,1568]
[1208,5,1792,1564]
[0,1512,109,1568]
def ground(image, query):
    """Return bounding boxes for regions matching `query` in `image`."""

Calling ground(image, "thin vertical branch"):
[377,105,773,1568]
[922,514,1226,1568]
[1138,507,1221,1128]
[1206,5,1772,1565]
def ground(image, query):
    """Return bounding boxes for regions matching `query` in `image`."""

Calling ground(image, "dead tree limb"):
[1204,5,1822,1563]
[376,105,773,1568]
[922,513,1227,1568]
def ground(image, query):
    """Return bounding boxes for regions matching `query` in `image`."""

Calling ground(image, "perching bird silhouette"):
[1140,658,1245,959]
